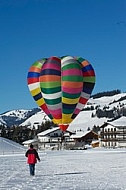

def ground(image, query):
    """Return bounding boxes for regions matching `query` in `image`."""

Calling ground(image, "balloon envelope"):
[27,56,96,131]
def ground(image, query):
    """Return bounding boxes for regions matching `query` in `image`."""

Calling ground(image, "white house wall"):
[118,142,126,147]
[100,122,126,148]
[104,125,115,130]
[38,136,50,142]
[101,141,118,147]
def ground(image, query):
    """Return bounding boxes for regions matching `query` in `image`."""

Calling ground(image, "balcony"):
[101,131,126,136]
[101,137,126,141]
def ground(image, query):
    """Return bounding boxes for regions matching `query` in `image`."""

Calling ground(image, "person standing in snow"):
[25,144,40,176]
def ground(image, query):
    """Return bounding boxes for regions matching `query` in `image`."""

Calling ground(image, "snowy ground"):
[0,148,126,190]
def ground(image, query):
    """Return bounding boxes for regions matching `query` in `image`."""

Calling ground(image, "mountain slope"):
[0,108,40,127]
[0,137,26,154]
[0,92,126,131]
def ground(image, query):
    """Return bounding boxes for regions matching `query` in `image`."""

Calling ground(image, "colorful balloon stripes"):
[27,56,95,131]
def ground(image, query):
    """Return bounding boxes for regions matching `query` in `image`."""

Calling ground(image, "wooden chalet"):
[70,130,99,149]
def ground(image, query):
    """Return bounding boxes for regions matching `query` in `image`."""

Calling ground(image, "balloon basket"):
[59,124,69,131]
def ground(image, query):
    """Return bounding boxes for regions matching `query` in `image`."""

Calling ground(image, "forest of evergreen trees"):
[0,121,56,144]
[92,89,121,99]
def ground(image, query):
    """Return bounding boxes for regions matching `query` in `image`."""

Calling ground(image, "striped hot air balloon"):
[27,56,96,131]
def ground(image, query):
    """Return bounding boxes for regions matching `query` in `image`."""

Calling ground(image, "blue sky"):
[0,0,126,114]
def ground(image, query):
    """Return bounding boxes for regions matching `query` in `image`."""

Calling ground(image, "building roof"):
[70,130,92,139]
[91,139,99,144]
[108,116,126,127]
[37,127,73,136]
[37,127,60,136]
[100,116,126,129]
[22,139,38,145]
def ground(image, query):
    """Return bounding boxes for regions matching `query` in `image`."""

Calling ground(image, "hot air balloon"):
[27,56,95,131]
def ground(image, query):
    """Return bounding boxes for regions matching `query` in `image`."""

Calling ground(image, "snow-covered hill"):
[1,92,126,132]
[89,93,126,109]
[20,110,51,128]
[68,110,107,132]
[0,137,26,154]
[0,108,40,127]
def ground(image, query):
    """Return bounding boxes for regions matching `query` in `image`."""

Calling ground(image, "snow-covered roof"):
[70,130,91,139]
[22,139,38,145]
[37,127,60,136]
[91,139,100,144]
[108,116,126,127]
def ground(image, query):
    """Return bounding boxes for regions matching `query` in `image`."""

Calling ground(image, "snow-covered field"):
[0,149,126,190]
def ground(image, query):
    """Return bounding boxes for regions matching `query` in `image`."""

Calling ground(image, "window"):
[54,133,58,137]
